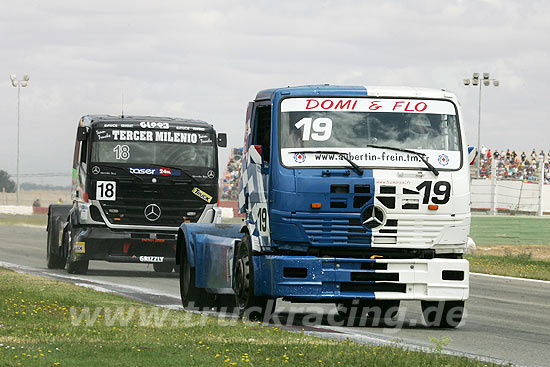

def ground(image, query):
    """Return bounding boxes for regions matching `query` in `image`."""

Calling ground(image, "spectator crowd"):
[220,147,243,200]
[478,146,550,184]
[219,146,550,197]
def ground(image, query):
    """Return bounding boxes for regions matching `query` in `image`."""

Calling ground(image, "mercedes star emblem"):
[92,166,101,175]
[207,170,215,179]
[144,204,161,222]
[361,205,386,229]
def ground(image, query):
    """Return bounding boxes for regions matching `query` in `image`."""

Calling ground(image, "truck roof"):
[79,115,213,129]
[255,84,458,103]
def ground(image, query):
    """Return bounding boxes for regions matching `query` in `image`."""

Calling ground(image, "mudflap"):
[178,223,243,295]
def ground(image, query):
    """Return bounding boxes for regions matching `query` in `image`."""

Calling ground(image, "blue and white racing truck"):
[177,85,470,327]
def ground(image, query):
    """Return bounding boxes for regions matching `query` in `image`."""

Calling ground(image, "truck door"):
[243,103,272,251]
[71,129,88,202]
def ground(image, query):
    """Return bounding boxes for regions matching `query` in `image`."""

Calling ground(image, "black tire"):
[375,300,401,320]
[46,217,66,269]
[335,301,360,318]
[153,262,174,273]
[335,300,375,318]
[64,224,89,275]
[212,294,237,314]
[234,235,276,321]
[179,248,211,309]
[421,300,465,328]
[336,300,400,322]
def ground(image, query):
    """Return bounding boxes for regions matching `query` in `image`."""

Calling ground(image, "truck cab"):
[179,85,470,327]
[47,115,226,274]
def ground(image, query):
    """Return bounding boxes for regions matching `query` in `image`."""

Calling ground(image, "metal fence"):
[471,158,547,215]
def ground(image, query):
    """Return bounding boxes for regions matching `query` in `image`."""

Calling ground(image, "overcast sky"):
[1,0,549,185]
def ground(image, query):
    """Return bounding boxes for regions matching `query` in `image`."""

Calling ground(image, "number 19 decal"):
[416,181,451,204]
[295,117,333,141]
[255,204,269,235]
[96,181,116,201]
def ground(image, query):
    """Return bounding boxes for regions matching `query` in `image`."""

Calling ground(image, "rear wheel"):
[46,217,66,269]
[234,235,275,321]
[421,301,465,328]
[64,225,89,275]
[179,249,211,309]
[153,262,174,273]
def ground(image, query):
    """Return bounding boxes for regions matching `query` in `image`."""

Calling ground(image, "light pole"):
[10,74,30,205]
[463,73,499,178]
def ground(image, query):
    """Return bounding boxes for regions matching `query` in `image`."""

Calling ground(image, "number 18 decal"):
[113,144,130,160]
[96,181,116,201]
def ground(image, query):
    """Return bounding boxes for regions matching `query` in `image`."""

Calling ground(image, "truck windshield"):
[279,97,462,170]
[90,128,215,167]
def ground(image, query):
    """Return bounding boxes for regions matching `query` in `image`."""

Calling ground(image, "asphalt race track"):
[1,224,550,366]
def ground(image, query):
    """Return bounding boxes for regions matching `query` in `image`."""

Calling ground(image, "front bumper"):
[71,226,177,264]
[253,256,469,302]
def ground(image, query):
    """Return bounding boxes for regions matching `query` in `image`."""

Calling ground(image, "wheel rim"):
[235,246,250,309]
[234,258,244,296]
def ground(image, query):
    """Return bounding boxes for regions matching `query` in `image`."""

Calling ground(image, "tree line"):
[0,170,16,193]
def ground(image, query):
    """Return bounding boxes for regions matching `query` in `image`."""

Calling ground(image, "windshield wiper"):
[366,144,439,176]
[89,164,144,181]
[291,150,363,176]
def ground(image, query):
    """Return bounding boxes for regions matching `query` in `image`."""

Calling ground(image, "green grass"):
[0,214,47,227]
[0,268,496,367]
[467,252,550,281]
[470,215,550,246]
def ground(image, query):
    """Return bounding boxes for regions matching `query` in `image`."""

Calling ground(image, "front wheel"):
[234,235,275,321]
[421,301,465,328]
[336,300,400,321]
[376,300,401,320]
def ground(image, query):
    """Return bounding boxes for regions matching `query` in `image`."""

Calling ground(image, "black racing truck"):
[46,115,227,274]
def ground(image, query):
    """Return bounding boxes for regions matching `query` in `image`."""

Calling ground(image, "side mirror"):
[217,133,227,147]
[77,126,87,142]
